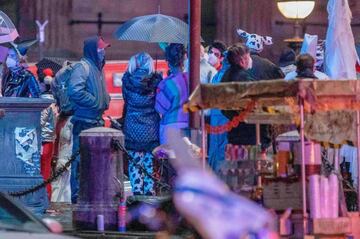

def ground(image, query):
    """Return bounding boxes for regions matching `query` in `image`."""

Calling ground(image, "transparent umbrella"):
[0,11,19,44]
[114,14,188,44]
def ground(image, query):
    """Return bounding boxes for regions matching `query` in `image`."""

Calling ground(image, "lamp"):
[277,0,315,51]
[277,0,315,20]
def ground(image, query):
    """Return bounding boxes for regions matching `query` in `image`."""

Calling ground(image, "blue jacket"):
[68,36,110,121]
[122,69,162,152]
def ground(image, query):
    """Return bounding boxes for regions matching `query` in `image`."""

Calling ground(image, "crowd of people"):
[0,28,339,204]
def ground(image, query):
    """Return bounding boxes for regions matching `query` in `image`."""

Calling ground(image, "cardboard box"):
[263,181,302,210]
[312,218,351,235]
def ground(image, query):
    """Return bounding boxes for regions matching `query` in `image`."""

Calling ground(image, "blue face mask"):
[97,48,105,62]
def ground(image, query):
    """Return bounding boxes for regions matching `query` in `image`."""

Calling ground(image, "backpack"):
[51,61,90,115]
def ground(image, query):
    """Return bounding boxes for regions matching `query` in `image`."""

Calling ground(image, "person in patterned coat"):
[122,52,162,195]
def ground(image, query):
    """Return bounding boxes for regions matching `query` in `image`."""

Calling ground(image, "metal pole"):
[300,99,308,235]
[189,0,201,129]
[294,19,301,39]
[256,123,261,146]
[256,123,262,187]
[357,110,360,209]
[334,148,339,172]
[201,110,206,170]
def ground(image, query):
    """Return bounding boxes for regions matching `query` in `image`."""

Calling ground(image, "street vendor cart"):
[184,79,360,238]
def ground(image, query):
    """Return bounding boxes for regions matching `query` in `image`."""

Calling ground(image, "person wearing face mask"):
[200,44,217,84]
[221,43,254,83]
[208,41,227,71]
[1,47,40,97]
[221,43,271,151]
[67,36,111,203]
[236,29,284,81]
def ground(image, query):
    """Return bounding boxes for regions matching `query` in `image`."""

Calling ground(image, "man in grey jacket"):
[68,36,110,203]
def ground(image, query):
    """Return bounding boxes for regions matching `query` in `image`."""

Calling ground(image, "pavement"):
[44,202,196,239]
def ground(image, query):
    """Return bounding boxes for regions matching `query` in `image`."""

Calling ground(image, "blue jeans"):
[70,117,103,203]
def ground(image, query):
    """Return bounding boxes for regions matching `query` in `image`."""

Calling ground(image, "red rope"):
[205,100,256,134]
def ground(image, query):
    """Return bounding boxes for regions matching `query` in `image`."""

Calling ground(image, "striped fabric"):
[155,72,189,126]
[114,14,188,44]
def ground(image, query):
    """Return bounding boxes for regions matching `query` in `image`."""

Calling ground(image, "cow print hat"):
[236,28,273,53]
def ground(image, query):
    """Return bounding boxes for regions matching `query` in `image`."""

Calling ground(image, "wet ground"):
[44,202,196,239]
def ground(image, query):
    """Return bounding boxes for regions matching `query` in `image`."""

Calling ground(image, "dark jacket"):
[297,69,318,79]
[67,36,110,121]
[122,69,162,152]
[221,64,270,148]
[247,53,285,81]
[2,68,40,97]
[221,64,254,83]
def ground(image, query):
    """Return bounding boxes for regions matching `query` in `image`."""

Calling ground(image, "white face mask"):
[183,58,189,72]
[208,53,218,66]
[6,57,17,68]
[44,76,53,85]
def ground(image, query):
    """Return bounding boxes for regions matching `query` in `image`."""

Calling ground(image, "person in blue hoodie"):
[122,52,162,195]
[67,36,111,203]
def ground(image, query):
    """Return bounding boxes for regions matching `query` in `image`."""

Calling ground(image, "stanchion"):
[300,99,308,235]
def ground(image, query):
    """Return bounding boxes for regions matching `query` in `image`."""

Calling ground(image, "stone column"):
[17,0,74,60]
[0,97,53,214]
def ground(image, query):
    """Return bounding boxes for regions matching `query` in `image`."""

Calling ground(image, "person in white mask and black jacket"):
[221,43,271,151]
[1,46,40,97]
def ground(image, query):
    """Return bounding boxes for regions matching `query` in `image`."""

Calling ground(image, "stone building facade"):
[1,0,359,63]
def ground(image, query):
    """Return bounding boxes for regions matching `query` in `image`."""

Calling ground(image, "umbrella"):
[0,11,19,44]
[114,14,188,44]
[35,57,66,78]
[0,45,8,63]
[325,0,359,79]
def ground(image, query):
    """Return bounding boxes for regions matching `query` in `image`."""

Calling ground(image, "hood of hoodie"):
[83,36,104,70]
[122,69,161,95]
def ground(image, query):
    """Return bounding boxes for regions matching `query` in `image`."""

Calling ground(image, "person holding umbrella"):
[155,43,189,144]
